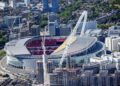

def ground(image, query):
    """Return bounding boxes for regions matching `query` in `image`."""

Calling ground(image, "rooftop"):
[52,36,97,56]
[4,37,32,55]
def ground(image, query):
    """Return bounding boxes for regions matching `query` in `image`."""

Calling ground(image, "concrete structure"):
[42,0,59,13]
[29,25,40,36]
[3,16,22,28]
[59,24,71,36]
[24,0,30,6]
[42,0,49,12]
[77,21,97,34]
[9,0,16,8]
[51,0,59,13]
[36,61,44,84]
[48,13,58,36]
[105,37,120,51]
[49,68,80,86]
[0,2,7,10]
[83,63,100,74]
[90,52,120,70]
[108,26,120,37]
[36,60,54,84]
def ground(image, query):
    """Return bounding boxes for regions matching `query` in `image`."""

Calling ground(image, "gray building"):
[36,61,44,84]
[77,21,97,34]
[59,24,71,36]
[29,25,40,36]
[48,13,59,36]
[108,26,120,37]
[49,68,81,86]
[36,60,54,84]
[3,16,22,28]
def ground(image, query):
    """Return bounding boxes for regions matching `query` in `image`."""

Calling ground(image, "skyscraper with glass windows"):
[42,0,59,13]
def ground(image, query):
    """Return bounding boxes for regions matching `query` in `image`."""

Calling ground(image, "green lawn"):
[0,50,6,60]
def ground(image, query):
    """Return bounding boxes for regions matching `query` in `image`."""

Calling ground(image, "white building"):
[0,2,7,9]
[90,52,120,70]
[9,0,16,8]
[105,37,120,51]
[24,0,31,6]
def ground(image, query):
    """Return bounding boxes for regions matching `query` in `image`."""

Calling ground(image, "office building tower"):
[99,70,108,86]
[36,61,44,84]
[36,60,54,84]
[83,63,100,74]
[42,0,49,12]
[49,68,80,86]
[51,0,59,13]
[42,0,59,13]
[79,71,93,86]
[105,37,120,51]
[4,16,22,28]
[29,25,40,36]
[48,13,58,36]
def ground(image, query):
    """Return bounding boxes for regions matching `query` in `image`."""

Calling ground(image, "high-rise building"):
[79,71,93,86]
[42,0,49,12]
[49,68,81,86]
[36,60,54,84]
[29,25,40,36]
[83,63,100,74]
[48,13,59,36]
[105,37,120,51]
[51,0,59,13]
[42,0,59,13]
[36,61,44,84]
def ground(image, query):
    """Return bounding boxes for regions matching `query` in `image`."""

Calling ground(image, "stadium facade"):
[4,35,104,70]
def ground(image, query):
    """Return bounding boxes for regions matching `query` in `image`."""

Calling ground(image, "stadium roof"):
[5,38,31,55]
[51,36,97,56]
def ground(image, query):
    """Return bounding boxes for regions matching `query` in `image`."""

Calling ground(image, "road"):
[0,57,33,80]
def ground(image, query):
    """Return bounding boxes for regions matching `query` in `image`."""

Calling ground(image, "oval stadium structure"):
[4,36,104,70]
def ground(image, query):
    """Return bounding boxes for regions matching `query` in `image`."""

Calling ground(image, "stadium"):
[4,11,105,70]
[4,35,104,70]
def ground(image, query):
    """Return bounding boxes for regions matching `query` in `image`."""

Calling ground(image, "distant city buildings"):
[36,60,54,84]
[105,37,120,52]
[48,13,59,36]
[59,24,71,36]
[42,0,59,13]
[24,0,31,6]
[29,25,40,36]
[9,0,16,8]
[0,2,7,10]
[49,68,80,86]
[4,16,22,28]
[108,26,120,37]
[77,21,97,34]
